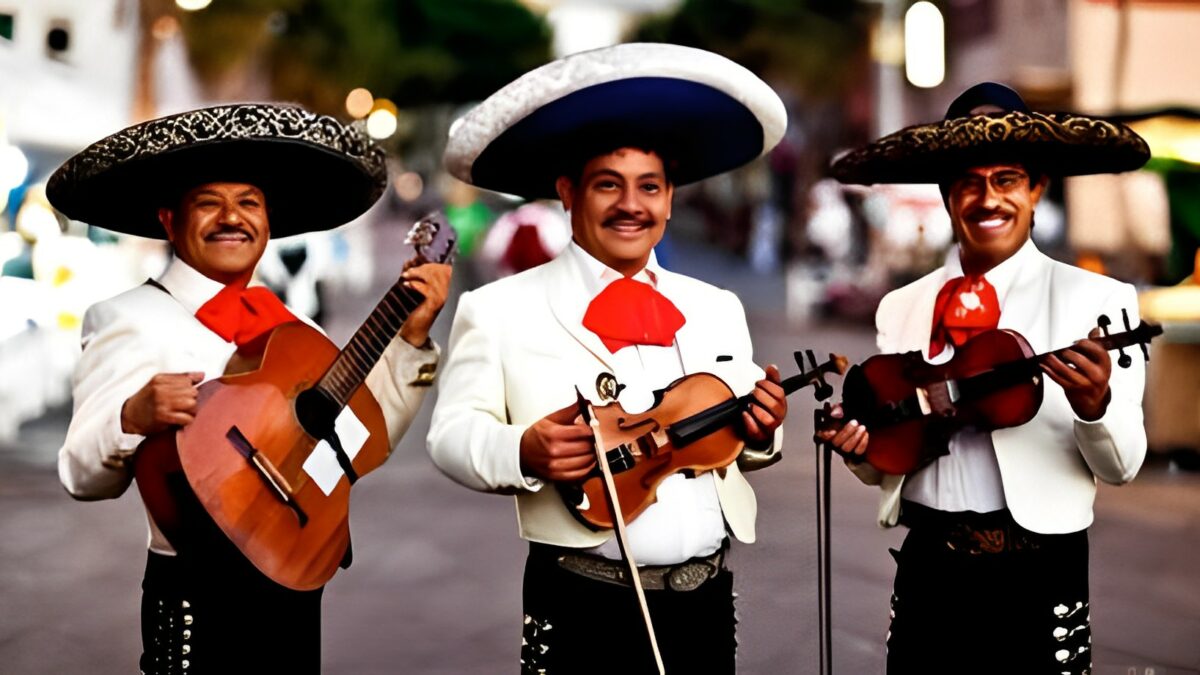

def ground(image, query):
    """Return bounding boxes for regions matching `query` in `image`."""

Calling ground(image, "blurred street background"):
[2,1,1200,673]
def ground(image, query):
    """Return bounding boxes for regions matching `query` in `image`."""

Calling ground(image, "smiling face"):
[158,182,270,286]
[946,163,1047,275]
[555,147,673,277]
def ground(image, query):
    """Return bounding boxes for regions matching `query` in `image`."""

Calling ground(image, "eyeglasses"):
[950,170,1030,198]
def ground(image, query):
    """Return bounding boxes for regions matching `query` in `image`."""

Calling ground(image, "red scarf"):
[582,277,686,353]
[195,283,297,346]
[928,274,1000,358]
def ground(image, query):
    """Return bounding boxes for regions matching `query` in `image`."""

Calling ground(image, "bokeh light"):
[175,0,213,12]
[345,88,374,119]
[904,1,944,89]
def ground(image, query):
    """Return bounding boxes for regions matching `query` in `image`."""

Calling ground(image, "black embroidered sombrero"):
[832,82,1150,185]
[444,43,787,200]
[47,104,387,239]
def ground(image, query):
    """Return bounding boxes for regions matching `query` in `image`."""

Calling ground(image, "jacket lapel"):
[652,269,706,374]
[996,247,1053,353]
[544,254,615,372]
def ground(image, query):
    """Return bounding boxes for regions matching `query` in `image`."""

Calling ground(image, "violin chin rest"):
[737,446,783,472]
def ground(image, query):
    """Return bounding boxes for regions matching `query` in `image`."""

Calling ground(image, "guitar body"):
[842,329,1043,475]
[572,373,743,529]
[135,321,390,591]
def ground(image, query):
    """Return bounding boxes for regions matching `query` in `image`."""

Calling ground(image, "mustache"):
[962,206,1014,222]
[602,210,653,228]
[204,224,255,240]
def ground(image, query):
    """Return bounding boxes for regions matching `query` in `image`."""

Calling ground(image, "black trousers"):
[886,501,1091,675]
[521,545,737,675]
[139,475,323,675]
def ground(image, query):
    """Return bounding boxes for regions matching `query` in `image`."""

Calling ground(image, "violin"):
[133,214,456,590]
[560,350,848,529]
[821,310,1162,476]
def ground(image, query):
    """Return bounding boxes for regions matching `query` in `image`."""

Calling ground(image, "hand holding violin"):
[1040,328,1112,421]
[741,365,788,446]
[519,402,597,482]
[814,404,869,458]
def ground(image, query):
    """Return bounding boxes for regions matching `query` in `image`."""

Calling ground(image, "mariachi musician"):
[819,82,1151,673]
[51,104,450,674]
[428,43,788,673]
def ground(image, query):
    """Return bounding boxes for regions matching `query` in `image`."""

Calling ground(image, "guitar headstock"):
[404,211,458,265]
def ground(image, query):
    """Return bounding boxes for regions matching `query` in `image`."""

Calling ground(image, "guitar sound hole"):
[295,388,340,439]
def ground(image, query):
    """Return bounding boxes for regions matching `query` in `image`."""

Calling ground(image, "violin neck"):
[314,282,425,408]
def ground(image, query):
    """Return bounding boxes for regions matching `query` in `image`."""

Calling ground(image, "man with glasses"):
[819,82,1151,673]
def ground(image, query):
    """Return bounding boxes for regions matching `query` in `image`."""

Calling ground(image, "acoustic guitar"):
[134,213,456,590]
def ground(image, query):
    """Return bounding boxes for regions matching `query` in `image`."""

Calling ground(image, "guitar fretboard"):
[317,281,426,407]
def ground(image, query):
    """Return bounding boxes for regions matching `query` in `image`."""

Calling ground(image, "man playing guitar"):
[52,104,450,674]
[819,82,1151,673]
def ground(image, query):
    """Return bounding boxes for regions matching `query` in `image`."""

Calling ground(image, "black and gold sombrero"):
[47,104,387,239]
[831,82,1150,185]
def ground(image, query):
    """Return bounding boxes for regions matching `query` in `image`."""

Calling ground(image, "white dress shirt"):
[59,257,439,555]
[901,239,1035,514]
[561,243,729,565]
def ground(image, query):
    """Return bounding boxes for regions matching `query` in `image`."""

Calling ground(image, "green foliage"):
[179,0,551,114]
[633,0,870,99]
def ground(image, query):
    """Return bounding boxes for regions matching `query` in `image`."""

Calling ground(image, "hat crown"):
[945,82,1030,120]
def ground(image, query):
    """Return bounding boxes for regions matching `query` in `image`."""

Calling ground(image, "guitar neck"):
[316,281,425,408]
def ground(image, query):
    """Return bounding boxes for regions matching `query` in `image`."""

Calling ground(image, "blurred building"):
[521,0,681,56]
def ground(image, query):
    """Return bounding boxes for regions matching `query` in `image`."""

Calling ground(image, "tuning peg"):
[806,349,834,401]
[1122,308,1150,363]
[1098,314,1132,368]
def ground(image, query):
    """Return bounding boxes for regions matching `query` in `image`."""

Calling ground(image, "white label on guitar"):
[302,406,371,496]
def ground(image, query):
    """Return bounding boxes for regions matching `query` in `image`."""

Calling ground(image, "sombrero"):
[47,104,387,239]
[831,82,1150,185]
[443,42,787,200]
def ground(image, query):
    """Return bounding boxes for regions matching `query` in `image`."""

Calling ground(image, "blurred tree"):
[176,0,551,115]
[633,0,871,99]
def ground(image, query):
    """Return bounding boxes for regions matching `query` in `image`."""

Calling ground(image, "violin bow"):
[575,388,666,675]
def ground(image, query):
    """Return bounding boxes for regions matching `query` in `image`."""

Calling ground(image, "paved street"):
[2,222,1198,674]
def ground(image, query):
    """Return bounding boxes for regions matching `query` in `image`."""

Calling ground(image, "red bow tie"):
[929,274,1000,358]
[583,277,686,353]
[195,283,297,346]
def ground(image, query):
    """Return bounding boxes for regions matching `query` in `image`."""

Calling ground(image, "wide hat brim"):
[831,111,1150,185]
[444,43,787,200]
[47,104,387,239]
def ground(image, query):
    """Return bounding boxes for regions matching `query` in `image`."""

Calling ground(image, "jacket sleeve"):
[426,290,534,493]
[724,290,784,470]
[58,301,163,500]
[1071,282,1147,485]
[365,336,440,451]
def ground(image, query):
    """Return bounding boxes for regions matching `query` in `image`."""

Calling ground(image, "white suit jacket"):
[854,241,1147,534]
[59,258,438,554]
[427,252,782,548]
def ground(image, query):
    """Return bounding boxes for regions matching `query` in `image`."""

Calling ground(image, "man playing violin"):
[821,82,1151,673]
[50,105,450,674]
[429,44,788,673]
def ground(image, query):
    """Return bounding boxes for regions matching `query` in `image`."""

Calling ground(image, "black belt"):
[899,500,1052,555]
[530,540,728,592]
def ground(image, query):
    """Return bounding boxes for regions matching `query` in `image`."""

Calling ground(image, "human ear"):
[157,208,175,243]
[555,176,575,212]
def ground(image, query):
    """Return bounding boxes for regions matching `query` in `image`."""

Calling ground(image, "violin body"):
[841,329,1042,475]
[135,322,391,591]
[564,373,744,530]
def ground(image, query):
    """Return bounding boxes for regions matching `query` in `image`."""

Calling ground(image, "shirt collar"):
[156,256,235,315]
[943,237,1037,308]
[567,240,661,298]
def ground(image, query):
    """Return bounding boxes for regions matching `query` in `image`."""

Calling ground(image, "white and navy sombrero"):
[444,43,787,200]
[48,104,387,239]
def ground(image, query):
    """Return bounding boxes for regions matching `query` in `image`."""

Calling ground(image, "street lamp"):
[905,1,945,89]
